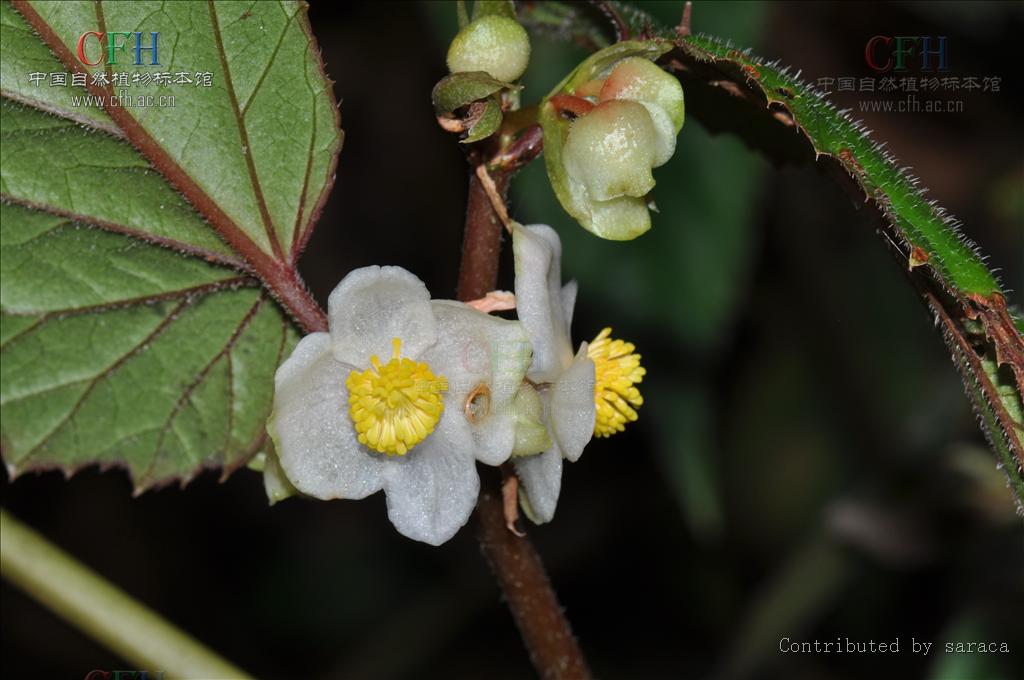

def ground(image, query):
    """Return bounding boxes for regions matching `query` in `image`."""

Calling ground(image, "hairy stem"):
[457,171,509,300]
[0,509,251,679]
[457,168,591,680]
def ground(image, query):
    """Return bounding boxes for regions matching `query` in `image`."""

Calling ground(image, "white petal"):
[514,444,563,524]
[272,332,386,500]
[562,280,578,331]
[512,224,574,381]
[422,300,530,466]
[327,266,437,367]
[551,346,596,462]
[383,409,479,545]
[471,413,517,467]
[263,447,298,505]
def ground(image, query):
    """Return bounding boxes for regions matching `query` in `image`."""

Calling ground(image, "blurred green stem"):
[0,509,251,680]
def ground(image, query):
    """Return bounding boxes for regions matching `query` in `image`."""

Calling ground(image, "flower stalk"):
[458,167,591,680]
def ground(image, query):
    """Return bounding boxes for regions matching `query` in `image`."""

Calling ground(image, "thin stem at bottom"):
[0,509,251,680]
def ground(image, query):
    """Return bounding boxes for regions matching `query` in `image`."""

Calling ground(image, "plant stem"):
[457,171,509,300]
[0,509,252,680]
[457,170,591,680]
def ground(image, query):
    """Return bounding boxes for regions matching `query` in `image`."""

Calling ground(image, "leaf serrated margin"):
[519,0,1024,507]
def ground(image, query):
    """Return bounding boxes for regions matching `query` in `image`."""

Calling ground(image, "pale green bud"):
[563,99,657,202]
[600,57,685,132]
[585,195,651,241]
[447,15,531,83]
[600,57,685,166]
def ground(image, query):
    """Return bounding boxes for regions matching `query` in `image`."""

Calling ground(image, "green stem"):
[0,509,251,680]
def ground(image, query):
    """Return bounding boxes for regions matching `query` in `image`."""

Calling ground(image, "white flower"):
[511,224,596,523]
[269,266,530,545]
[511,224,646,523]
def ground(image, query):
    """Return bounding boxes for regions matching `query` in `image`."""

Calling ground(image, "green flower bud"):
[537,41,682,240]
[600,57,685,166]
[447,15,531,83]
[563,99,657,202]
[600,57,685,131]
[585,195,651,241]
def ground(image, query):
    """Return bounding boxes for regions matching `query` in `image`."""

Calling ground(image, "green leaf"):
[671,32,1024,505]
[0,1,339,489]
[519,1,1024,506]
[0,2,116,135]
[0,98,237,264]
[0,202,298,489]
[6,0,341,259]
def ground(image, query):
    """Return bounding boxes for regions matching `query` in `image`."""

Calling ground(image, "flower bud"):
[538,42,683,240]
[600,57,685,166]
[563,99,657,202]
[584,195,651,241]
[447,15,531,83]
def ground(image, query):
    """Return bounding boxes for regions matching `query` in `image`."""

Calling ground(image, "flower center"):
[587,327,645,438]
[346,338,448,456]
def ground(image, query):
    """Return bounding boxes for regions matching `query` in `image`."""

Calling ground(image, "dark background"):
[3,2,1022,679]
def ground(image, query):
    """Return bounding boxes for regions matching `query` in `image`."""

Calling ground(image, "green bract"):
[431,71,520,144]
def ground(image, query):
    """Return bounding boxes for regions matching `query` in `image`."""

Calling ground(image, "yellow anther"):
[346,338,448,456]
[587,327,645,438]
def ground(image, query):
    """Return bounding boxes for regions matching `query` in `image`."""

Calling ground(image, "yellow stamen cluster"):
[347,338,448,456]
[587,327,645,438]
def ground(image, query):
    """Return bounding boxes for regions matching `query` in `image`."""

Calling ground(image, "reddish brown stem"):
[457,171,509,300]
[266,259,328,333]
[457,171,591,680]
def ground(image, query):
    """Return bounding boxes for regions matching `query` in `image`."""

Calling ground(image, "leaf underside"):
[521,1,1024,508]
[1,0,339,491]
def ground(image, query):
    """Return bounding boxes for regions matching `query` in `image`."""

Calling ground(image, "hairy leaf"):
[520,1,1024,506]
[0,0,339,489]
[6,0,340,258]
